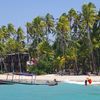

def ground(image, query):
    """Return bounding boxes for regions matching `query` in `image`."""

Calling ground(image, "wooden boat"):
[48,83,58,86]
[46,81,58,86]
[0,80,13,85]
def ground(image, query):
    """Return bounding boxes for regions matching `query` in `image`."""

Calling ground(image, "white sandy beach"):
[0,74,100,85]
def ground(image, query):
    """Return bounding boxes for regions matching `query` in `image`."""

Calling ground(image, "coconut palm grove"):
[0,2,100,75]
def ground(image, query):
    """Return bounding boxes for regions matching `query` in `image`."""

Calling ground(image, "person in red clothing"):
[86,76,92,85]
[88,78,92,84]
[85,75,92,86]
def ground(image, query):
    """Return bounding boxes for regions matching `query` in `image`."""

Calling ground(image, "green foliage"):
[27,65,45,75]
[0,2,100,74]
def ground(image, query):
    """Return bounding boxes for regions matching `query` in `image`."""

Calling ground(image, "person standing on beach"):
[85,79,87,86]
[85,75,92,86]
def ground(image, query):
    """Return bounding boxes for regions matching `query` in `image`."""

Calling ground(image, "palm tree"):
[8,23,16,39]
[16,27,25,72]
[56,15,70,55]
[1,26,8,42]
[44,13,54,41]
[6,38,16,72]
[26,16,46,58]
[7,23,16,72]
[91,11,100,74]
[68,8,77,38]
[0,42,7,72]
[68,9,82,74]
[0,26,9,72]
[82,2,97,73]
[26,22,32,44]
[55,15,70,72]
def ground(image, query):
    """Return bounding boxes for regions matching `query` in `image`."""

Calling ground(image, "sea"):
[0,83,100,100]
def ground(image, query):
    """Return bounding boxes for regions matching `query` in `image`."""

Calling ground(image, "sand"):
[0,74,100,85]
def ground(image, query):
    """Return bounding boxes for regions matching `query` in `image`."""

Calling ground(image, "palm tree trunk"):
[0,60,3,72]
[18,53,21,73]
[96,49,100,74]
[75,48,78,75]
[3,59,7,72]
[87,26,95,73]
[11,54,14,73]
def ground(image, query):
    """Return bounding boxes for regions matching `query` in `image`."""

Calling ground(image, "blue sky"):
[0,0,100,30]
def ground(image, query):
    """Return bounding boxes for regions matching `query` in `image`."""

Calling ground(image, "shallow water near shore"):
[0,83,100,100]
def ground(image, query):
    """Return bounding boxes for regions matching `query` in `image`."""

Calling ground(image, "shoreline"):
[0,74,100,85]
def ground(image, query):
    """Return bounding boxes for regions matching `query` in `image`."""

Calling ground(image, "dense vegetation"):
[0,2,100,75]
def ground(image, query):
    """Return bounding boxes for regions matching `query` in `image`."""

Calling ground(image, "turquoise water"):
[0,83,100,100]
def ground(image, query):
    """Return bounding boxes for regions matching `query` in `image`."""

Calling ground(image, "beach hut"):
[1,53,29,72]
